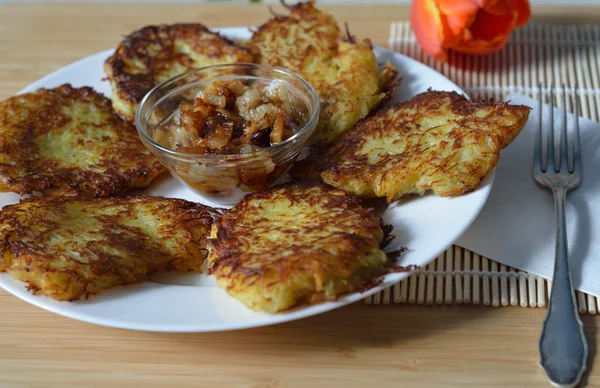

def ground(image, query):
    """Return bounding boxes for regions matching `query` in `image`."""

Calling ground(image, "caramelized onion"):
[154,79,305,156]
[270,110,286,145]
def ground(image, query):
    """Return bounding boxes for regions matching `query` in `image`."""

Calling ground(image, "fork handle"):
[539,189,588,388]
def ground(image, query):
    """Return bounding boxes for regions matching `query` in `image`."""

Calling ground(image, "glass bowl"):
[135,63,320,206]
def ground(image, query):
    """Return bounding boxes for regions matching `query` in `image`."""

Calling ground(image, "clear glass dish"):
[135,63,320,206]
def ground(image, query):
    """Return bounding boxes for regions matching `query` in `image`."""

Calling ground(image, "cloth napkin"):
[456,93,600,298]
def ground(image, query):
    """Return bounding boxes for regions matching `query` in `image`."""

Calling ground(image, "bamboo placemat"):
[365,22,600,314]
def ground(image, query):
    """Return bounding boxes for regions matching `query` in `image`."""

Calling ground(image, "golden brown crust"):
[104,23,256,122]
[295,91,531,202]
[249,1,399,145]
[0,195,219,301]
[369,63,401,114]
[0,84,166,197]
[249,1,341,71]
[207,182,387,313]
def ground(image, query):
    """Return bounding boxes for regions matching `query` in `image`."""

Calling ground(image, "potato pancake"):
[207,182,387,313]
[0,84,165,197]
[304,91,530,202]
[0,195,219,301]
[104,23,256,122]
[249,1,398,145]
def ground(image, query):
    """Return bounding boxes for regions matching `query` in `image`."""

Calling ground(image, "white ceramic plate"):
[0,27,493,332]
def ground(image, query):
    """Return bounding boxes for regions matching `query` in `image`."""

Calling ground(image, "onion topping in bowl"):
[152,79,306,155]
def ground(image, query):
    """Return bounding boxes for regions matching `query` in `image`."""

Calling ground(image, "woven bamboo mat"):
[365,22,600,314]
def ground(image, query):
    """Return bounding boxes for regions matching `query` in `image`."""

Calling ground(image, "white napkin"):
[456,93,600,298]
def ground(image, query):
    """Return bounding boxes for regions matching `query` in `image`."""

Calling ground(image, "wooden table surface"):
[1,3,599,387]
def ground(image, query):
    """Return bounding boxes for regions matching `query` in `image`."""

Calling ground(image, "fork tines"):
[535,83,582,176]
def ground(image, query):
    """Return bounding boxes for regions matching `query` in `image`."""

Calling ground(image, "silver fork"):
[535,83,587,388]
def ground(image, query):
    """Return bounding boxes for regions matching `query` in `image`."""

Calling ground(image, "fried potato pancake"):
[249,1,398,145]
[300,91,530,202]
[0,84,165,197]
[104,23,256,122]
[0,195,218,301]
[207,182,387,313]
